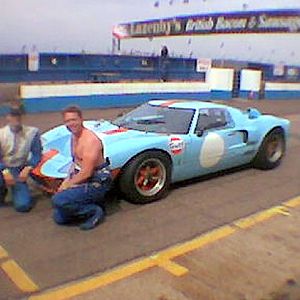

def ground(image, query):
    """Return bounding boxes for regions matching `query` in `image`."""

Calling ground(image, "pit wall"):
[239,69,262,99]
[21,82,211,113]
[20,68,233,113]
[14,67,300,114]
[239,69,300,100]
[264,82,300,100]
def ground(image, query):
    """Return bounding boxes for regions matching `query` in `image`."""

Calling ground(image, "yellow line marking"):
[29,258,156,300]
[29,225,235,300]
[150,255,189,276]
[158,225,236,260]
[0,245,8,259]
[1,259,39,293]
[284,196,300,208]
[156,260,188,277]
[277,206,290,216]
[29,195,300,300]
[234,206,289,229]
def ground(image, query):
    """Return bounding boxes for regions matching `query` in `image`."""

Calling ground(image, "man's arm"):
[28,131,43,168]
[0,138,6,171]
[19,131,43,182]
[0,134,15,186]
[62,135,102,188]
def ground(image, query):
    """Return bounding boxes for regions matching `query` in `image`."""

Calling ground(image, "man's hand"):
[57,179,73,193]
[18,166,33,182]
[2,169,15,186]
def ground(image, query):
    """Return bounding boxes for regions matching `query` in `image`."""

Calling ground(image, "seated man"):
[0,107,42,212]
[52,106,112,230]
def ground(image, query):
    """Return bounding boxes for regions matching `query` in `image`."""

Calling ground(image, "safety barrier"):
[19,67,238,113]
[21,81,211,113]
[1,65,299,115]
[239,69,262,99]
[264,82,300,99]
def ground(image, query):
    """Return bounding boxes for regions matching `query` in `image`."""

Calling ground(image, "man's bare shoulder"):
[83,129,102,148]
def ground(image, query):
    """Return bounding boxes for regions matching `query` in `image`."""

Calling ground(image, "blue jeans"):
[0,167,33,212]
[52,167,112,226]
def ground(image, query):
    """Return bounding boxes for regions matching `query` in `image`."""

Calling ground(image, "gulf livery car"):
[33,100,290,204]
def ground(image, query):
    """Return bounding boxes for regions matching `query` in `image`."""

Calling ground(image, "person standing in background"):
[160,45,169,82]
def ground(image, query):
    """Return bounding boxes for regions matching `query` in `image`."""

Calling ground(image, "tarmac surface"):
[0,99,299,299]
[73,204,300,300]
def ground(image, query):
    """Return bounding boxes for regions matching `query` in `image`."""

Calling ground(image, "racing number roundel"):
[200,132,225,168]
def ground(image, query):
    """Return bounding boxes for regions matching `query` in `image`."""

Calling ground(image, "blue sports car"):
[34,100,290,204]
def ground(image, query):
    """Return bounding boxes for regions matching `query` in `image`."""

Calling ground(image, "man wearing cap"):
[0,107,42,212]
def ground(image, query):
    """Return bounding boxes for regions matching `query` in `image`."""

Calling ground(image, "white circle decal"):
[200,132,225,168]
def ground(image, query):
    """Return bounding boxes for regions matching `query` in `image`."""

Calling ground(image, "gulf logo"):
[169,137,185,155]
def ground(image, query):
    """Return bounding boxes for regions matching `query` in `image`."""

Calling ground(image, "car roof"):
[148,99,230,110]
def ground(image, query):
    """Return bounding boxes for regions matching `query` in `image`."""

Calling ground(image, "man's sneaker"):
[79,206,104,231]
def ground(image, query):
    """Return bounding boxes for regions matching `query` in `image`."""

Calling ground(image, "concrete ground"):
[73,205,300,300]
[0,99,299,300]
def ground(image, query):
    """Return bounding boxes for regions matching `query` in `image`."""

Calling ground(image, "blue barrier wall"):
[0,53,205,83]
[1,53,299,84]
[20,81,213,113]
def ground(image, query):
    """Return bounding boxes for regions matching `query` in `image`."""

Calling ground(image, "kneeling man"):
[0,107,42,212]
[52,106,111,230]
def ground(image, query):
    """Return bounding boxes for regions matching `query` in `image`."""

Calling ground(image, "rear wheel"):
[253,128,286,170]
[119,151,171,204]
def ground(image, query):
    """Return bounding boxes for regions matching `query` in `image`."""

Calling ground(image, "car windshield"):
[112,103,195,134]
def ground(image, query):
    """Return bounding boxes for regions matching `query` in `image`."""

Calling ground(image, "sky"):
[1,0,300,65]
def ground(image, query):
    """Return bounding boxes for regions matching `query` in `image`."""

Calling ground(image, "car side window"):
[195,108,231,132]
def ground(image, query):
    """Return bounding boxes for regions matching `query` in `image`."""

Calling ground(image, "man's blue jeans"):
[0,167,33,212]
[52,169,112,226]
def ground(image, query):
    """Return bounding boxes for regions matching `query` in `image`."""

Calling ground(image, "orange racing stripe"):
[160,100,186,107]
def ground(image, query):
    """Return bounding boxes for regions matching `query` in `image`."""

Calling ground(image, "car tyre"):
[119,151,171,204]
[253,128,286,170]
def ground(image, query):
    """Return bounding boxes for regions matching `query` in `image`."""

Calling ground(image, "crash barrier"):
[20,81,211,113]
[264,82,300,99]
[238,69,300,100]
[2,66,299,115]
[19,67,237,113]
[239,69,262,99]
[207,68,234,99]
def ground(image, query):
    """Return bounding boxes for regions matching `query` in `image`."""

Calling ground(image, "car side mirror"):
[195,129,204,137]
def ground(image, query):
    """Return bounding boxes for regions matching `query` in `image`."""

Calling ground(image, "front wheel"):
[253,128,286,170]
[119,151,172,204]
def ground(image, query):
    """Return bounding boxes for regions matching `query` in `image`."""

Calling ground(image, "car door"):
[187,108,247,178]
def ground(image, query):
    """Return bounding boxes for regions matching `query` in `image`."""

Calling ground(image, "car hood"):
[40,120,169,178]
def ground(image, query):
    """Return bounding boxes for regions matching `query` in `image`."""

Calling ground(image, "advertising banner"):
[196,58,212,73]
[113,9,300,39]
